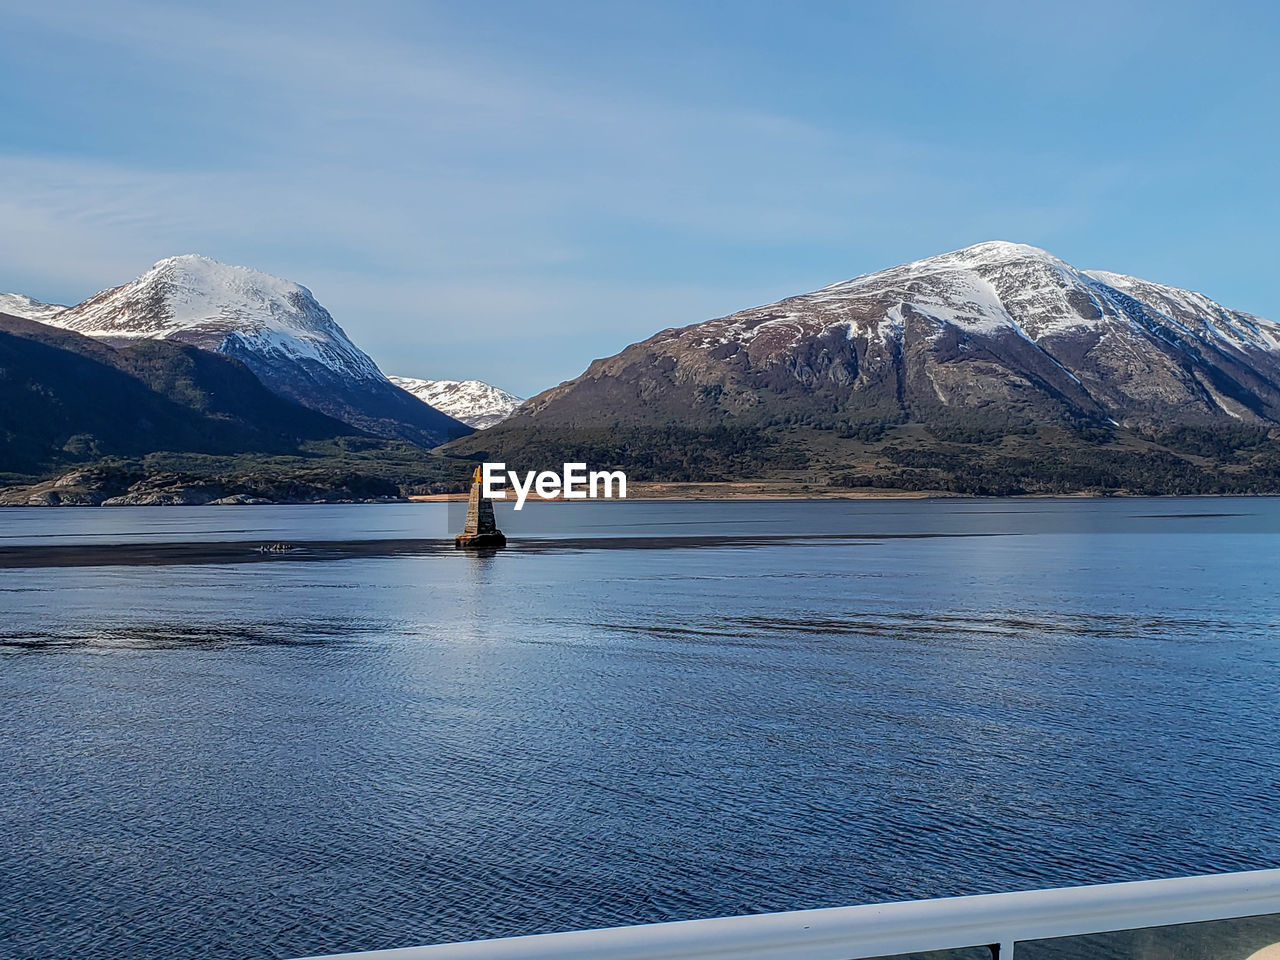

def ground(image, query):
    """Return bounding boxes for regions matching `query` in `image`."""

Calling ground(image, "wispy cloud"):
[0,1,1185,394]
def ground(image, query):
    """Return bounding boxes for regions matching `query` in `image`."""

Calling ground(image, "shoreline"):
[3,480,1272,508]
[411,482,961,503]
[408,481,1151,503]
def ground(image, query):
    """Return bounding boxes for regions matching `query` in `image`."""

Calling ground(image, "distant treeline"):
[831,431,1280,496]
[452,423,806,482]
[457,417,1280,496]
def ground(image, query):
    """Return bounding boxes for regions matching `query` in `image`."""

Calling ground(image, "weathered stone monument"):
[455,466,507,549]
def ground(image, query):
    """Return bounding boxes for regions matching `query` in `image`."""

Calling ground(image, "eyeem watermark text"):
[482,462,627,510]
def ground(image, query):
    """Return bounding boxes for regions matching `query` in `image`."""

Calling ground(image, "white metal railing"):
[295,868,1280,960]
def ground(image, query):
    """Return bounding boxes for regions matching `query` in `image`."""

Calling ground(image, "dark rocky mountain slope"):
[0,313,359,476]
[0,314,475,504]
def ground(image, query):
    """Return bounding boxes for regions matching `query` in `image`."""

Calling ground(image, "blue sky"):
[2,0,1277,396]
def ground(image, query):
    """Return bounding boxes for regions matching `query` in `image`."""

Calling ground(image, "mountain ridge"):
[0,292,67,321]
[388,376,523,429]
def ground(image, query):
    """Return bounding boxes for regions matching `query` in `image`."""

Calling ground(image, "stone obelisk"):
[455,466,507,549]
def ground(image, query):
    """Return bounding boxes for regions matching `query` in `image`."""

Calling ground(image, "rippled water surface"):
[2,498,1280,959]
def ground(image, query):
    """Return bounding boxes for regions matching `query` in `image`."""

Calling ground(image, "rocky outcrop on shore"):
[0,467,407,507]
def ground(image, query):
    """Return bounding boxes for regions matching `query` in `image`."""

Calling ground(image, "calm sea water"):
[2,498,1279,959]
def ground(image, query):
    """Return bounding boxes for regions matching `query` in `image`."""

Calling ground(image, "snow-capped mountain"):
[39,255,470,446]
[503,240,1280,432]
[0,292,67,322]
[50,255,384,379]
[388,376,523,429]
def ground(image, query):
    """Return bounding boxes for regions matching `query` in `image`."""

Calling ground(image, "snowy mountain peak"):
[0,292,67,321]
[838,240,1074,287]
[523,239,1280,434]
[910,240,1065,271]
[710,239,1275,351]
[946,239,1059,261]
[388,376,523,429]
[821,241,1065,291]
[45,255,386,382]
[140,254,322,313]
[702,240,1109,350]
[28,255,472,444]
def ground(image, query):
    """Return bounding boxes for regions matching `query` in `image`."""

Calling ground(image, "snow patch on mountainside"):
[813,241,1108,339]
[389,376,523,429]
[0,292,67,321]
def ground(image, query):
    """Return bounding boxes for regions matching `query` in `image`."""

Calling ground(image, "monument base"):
[455,531,507,550]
